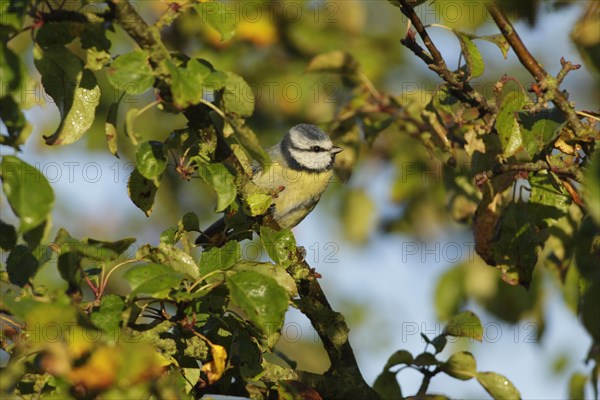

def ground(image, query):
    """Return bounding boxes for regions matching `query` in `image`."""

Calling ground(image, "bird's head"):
[281,124,343,172]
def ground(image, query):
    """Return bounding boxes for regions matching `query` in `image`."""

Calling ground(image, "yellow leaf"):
[237,19,277,46]
[67,327,96,359]
[68,346,119,390]
[201,343,227,384]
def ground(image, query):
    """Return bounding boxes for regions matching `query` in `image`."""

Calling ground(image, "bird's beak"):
[331,146,343,154]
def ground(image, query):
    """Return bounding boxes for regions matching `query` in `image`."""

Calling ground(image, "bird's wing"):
[195,216,227,246]
[251,143,284,177]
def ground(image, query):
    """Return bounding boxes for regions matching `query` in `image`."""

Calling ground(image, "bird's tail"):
[195,217,228,247]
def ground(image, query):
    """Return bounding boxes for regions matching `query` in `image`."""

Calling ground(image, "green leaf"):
[221,72,255,117]
[51,231,134,289]
[23,219,50,250]
[136,141,167,181]
[1,41,26,93]
[205,70,227,91]
[476,372,521,400]
[243,193,273,217]
[199,240,240,275]
[231,261,298,298]
[362,115,394,140]
[0,1,24,33]
[519,109,565,159]
[125,107,141,145]
[496,91,527,158]
[167,58,212,108]
[54,234,83,288]
[84,237,136,258]
[584,148,600,225]
[435,264,466,321]
[124,263,184,298]
[581,281,600,343]
[431,335,448,354]
[442,351,477,380]
[0,96,32,149]
[383,350,414,369]
[1,156,55,233]
[136,243,200,279]
[105,101,119,157]
[197,163,237,212]
[160,226,178,245]
[34,45,100,146]
[194,2,238,41]
[456,32,485,78]
[3,293,77,328]
[182,368,201,394]
[87,48,111,71]
[414,352,439,366]
[0,219,17,251]
[373,370,402,400]
[306,51,360,75]
[572,6,600,76]
[107,50,154,94]
[568,372,588,400]
[35,21,82,48]
[342,188,376,244]
[476,34,510,59]
[226,270,288,344]
[128,168,158,217]
[182,211,200,232]
[160,212,201,245]
[528,172,571,222]
[230,120,270,166]
[6,244,39,286]
[80,22,111,51]
[259,227,297,267]
[90,294,125,338]
[492,203,538,288]
[443,311,483,341]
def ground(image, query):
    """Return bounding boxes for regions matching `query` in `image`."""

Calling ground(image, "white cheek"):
[289,149,331,170]
[312,153,333,170]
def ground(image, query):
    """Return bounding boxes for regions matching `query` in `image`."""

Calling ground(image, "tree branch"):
[486,3,585,136]
[474,160,583,187]
[109,3,380,398]
[289,258,381,400]
[397,0,449,77]
[396,0,496,117]
[109,0,172,82]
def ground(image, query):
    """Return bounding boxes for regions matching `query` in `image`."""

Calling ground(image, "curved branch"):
[289,257,381,400]
[108,3,380,398]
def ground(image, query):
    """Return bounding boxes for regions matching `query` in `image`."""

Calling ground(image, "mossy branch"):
[289,257,382,400]
[108,2,379,397]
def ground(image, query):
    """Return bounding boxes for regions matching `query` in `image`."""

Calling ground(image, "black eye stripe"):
[290,144,331,153]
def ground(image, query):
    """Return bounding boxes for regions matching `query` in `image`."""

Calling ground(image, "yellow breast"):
[253,162,334,229]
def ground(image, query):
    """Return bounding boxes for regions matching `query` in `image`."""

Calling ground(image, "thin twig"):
[486,3,585,135]
[474,160,583,187]
[396,0,496,117]
[556,57,582,85]
[416,367,440,397]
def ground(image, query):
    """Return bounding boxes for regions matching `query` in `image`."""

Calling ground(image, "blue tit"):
[197,124,343,245]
